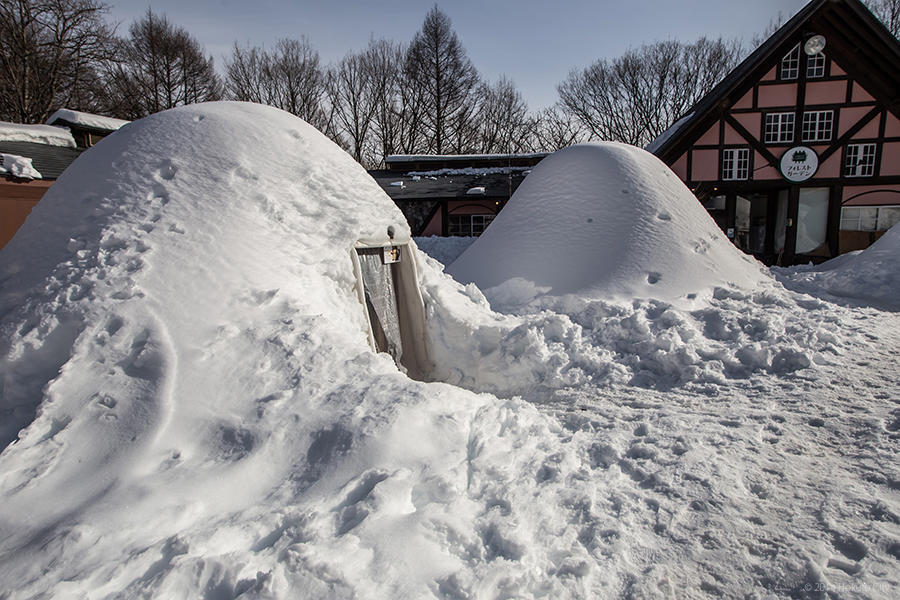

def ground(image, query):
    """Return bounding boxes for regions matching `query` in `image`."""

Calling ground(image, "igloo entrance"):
[352,242,430,380]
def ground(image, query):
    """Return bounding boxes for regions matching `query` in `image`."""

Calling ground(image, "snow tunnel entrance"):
[353,244,430,380]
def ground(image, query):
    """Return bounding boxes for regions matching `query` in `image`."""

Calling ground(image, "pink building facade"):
[651,0,900,264]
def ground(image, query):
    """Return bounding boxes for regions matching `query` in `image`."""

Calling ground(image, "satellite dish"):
[804,35,826,55]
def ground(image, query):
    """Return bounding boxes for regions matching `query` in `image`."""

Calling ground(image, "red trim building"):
[650,0,900,265]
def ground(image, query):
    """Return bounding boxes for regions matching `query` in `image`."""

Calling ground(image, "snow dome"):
[447,142,770,303]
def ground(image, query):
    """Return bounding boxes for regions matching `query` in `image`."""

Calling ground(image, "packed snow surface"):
[46,108,130,132]
[0,153,41,179]
[1,105,898,599]
[0,121,76,148]
[448,142,769,305]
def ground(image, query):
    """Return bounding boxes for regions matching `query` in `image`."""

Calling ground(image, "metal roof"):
[0,141,84,180]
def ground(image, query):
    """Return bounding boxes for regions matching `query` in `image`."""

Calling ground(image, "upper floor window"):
[845,143,877,177]
[807,52,826,78]
[764,112,795,143]
[802,110,833,142]
[781,44,800,80]
[722,148,750,181]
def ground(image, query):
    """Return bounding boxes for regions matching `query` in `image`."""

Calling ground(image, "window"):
[840,206,900,231]
[781,44,800,80]
[844,143,876,177]
[802,110,833,142]
[807,52,826,78]
[764,112,795,143]
[448,214,495,236]
[722,148,750,181]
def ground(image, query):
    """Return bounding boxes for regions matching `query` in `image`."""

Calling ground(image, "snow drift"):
[447,142,769,305]
[775,223,900,311]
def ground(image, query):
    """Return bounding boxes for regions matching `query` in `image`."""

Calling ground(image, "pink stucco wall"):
[672,154,688,180]
[816,152,841,178]
[761,66,777,81]
[852,83,875,103]
[843,185,900,206]
[839,106,876,137]
[757,84,797,108]
[733,113,761,137]
[449,201,499,215]
[723,122,744,145]
[806,80,846,105]
[881,142,900,176]
[884,112,900,137]
[691,149,719,181]
[753,152,780,180]
[733,89,753,109]
[422,212,442,236]
[831,62,846,76]
[851,117,880,140]
[696,123,719,146]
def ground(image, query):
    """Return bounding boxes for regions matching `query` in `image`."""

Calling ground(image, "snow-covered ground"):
[0,105,897,599]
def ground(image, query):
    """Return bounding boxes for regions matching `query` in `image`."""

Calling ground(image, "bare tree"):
[327,51,380,163]
[104,9,221,118]
[557,37,741,147]
[0,0,115,123]
[226,37,331,133]
[476,76,531,154]
[531,105,589,152]
[866,0,900,36]
[404,6,480,154]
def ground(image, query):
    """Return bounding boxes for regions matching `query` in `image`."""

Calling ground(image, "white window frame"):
[781,44,800,80]
[840,206,900,231]
[764,112,795,143]
[722,148,750,181]
[802,110,834,142]
[807,52,826,78]
[448,213,495,236]
[844,143,876,177]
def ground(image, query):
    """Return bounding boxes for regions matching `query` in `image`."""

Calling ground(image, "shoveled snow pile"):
[1,104,897,599]
[0,153,42,179]
[775,224,900,311]
[47,108,130,131]
[448,142,769,305]
[0,121,76,148]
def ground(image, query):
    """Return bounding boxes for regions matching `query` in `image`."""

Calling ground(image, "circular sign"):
[780,146,819,182]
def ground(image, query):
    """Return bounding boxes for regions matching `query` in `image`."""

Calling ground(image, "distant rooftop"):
[46,109,130,134]
[0,121,76,148]
[384,152,548,173]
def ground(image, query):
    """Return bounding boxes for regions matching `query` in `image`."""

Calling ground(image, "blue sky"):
[106,0,808,109]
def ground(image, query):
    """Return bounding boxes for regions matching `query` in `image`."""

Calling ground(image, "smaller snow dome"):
[447,142,769,303]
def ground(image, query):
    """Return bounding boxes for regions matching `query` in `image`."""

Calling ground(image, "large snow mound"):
[775,223,900,311]
[447,142,769,304]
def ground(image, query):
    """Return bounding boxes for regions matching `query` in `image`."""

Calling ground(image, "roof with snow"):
[384,152,547,173]
[0,121,76,148]
[0,141,82,180]
[648,0,900,161]
[46,109,130,134]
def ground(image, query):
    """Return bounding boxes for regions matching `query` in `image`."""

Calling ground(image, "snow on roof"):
[644,112,693,155]
[448,142,770,303]
[466,186,485,195]
[386,152,549,162]
[0,121,76,148]
[408,165,532,176]
[46,108,130,132]
[0,153,42,179]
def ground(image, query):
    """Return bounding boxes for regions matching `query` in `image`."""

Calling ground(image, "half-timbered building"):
[650,0,900,265]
